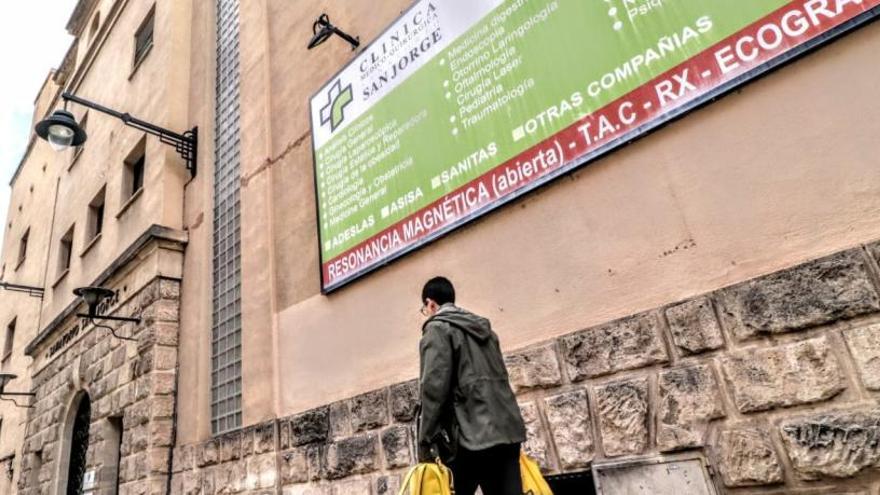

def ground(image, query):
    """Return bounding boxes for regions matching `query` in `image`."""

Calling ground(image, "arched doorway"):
[63,393,91,495]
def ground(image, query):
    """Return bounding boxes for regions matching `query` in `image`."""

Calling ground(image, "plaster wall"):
[175,0,217,445]
[0,133,58,495]
[0,67,74,491]
[235,0,880,417]
[37,0,193,323]
[0,0,202,489]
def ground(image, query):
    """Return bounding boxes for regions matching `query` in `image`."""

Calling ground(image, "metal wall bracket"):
[62,92,198,176]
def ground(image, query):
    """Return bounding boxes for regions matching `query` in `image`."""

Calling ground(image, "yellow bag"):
[398,460,455,495]
[520,452,554,495]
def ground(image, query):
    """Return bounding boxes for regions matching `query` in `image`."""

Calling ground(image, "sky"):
[0,1,77,250]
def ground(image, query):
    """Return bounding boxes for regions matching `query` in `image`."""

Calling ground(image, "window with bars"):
[130,157,144,196]
[211,0,242,435]
[133,6,154,68]
[122,137,146,206]
[72,112,88,165]
[87,187,106,241]
[2,318,14,364]
[58,225,74,276]
[89,11,101,43]
[17,229,29,268]
[104,416,123,495]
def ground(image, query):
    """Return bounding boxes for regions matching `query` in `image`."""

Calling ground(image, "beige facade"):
[1,0,204,493]
[257,8,880,415]
[1,0,879,493]
[0,72,63,493]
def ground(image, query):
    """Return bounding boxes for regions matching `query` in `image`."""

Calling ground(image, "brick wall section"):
[172,243,880,494]
[17,277,181,495]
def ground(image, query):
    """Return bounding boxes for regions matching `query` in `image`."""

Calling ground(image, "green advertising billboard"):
[310,0,879,292]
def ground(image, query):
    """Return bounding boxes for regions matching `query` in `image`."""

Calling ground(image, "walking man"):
[418,276,527,495]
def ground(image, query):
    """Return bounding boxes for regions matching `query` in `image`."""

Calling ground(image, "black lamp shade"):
[35,109,87,150]
[308,26,334,48]
[307,14,358,50]
[74,286,115,315]
[308,14,334,49]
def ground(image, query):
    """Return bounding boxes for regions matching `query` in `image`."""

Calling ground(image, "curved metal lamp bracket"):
[60,93,198,176]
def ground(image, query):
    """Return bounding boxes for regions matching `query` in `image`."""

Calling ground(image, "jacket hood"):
[423,305,492,342]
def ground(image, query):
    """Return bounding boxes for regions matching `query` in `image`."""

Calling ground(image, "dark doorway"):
[546,470,598,494]
[66,394,92,495]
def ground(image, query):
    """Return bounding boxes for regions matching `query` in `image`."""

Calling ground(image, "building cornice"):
[66,0,127,94]
[65,0,99,36]
[32,69,57,106]
[53,40,78,89]
[24,224,188,356]
[9,136,38,187]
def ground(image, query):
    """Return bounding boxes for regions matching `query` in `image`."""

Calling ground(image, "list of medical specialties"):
[310,0,880,291]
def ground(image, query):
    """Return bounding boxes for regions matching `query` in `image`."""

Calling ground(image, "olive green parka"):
[418,304,526,462]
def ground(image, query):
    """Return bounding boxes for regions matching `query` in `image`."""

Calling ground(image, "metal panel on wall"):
[309,0,880,292]
[593,454,718,495]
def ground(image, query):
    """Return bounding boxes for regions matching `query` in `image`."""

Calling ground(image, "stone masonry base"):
[19,277,181,495]
[175,242,880,494]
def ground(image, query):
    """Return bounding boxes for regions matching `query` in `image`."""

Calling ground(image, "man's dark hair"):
[422,276,455,305]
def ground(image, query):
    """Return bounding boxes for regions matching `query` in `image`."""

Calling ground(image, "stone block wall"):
[17,277,181,495]
[172,244,880,494]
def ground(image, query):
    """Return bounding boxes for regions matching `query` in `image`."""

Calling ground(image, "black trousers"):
[449,443,522,495]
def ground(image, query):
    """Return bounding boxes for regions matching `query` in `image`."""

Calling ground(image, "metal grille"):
[65,395,91,495]
[211,0,242,435]
[133,7,154,66]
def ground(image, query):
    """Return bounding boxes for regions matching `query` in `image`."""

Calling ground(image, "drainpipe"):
[35,176,61,330]
[164,358,181,494]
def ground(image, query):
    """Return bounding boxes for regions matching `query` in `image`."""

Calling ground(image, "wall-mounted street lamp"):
[74,286,140,342]
[35,92,198,176]
[0,281,43,298]
[0,373,35,408]
[308,14,360,50]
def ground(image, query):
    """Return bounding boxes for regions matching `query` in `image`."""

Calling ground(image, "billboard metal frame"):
[309,4,880,294]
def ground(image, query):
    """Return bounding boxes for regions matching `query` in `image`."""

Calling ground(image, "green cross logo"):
[319,79,353,132]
